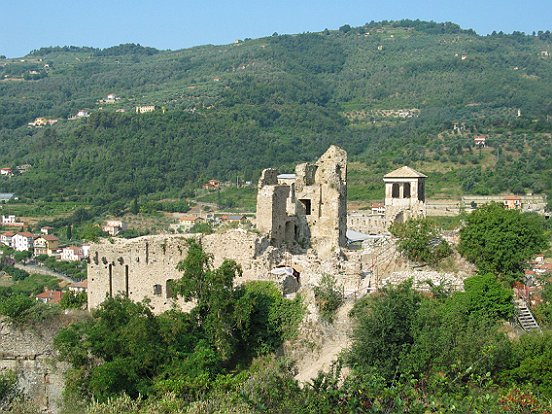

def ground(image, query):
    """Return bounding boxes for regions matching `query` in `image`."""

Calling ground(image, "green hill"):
[0,20,551,209]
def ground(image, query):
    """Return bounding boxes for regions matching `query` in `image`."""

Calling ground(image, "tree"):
[348,281,423,380]
[459,203,549,279]
[390,219,452,265]
[176,239,242,360]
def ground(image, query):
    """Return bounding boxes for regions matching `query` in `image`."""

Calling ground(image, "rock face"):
[0,318,68,413]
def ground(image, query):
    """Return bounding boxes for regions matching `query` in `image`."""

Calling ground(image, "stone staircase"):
[515,299,540,331]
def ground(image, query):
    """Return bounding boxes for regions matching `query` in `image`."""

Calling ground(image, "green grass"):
[195,187,257,212]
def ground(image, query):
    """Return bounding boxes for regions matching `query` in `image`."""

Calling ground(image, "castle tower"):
[383,166,426,227]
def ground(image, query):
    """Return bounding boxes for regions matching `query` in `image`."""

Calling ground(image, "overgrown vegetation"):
[313,274,344,322]
[390,218,453,265]
[459,203,549,280]
[55,240,304,406]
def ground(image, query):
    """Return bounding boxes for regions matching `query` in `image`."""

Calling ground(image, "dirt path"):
[15,263,76,284]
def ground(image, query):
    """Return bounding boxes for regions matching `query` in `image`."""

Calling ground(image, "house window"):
[299,199,312,215]
[392,183,400,198]
[153,284,162,296]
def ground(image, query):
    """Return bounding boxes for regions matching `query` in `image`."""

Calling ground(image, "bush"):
[313,274,344,322]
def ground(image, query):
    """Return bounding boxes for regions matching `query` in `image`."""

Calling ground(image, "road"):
[14,263,76,284]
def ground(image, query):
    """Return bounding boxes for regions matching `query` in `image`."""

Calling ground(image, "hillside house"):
[68,279,88,293]
[202,179,220,190]
[12,232,35,251]
[61,245,86,262]
[102,220,127,236]
[0,167,13,176]
[40,226,54,235]
[0,232,15,248]
[135,105,155,114]
[474,135,487,147]
[28,117,58,127]
[35,289,63,304]
[33,235,60,256]
[371,202,385,215]
[178,216,204,232]
[0,193,15,202]
[1,215,17,225]
[503,195,522,210]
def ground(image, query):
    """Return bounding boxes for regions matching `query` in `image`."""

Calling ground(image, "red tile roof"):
[36,290,63,304]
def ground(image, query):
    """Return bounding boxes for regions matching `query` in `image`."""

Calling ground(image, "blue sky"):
[1,0,551,57]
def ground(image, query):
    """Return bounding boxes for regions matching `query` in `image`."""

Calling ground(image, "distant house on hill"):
[0,167,13,176]
[178,216,204,231]
[135,105,155,114]
[68,280,88,293]
[61,245,87,262]
[202,180,220,190]
[12,232,35,251]
[36,289,63,304]
[474,135,487,147]
[34,235,60,256]
[102,220,127,236]
[0,193,15,202]
[0,232,15,248]
[503,195,522,210]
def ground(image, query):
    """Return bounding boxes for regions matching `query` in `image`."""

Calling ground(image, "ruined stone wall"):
[88,235,193,314]
[0,318,68,413]
[347,212,387,234]
[88,230,288,314]
[256,169,290,243]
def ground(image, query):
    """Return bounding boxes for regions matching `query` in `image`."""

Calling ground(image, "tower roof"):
[384,166,427,179]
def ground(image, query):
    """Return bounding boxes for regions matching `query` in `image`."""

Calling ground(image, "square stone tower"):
[383,166,426,227]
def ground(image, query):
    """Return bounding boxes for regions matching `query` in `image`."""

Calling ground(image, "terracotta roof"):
[2,232,15,237]
[504,195,522,200]
[17,232,34,238]
[371,202,384,208]
[69,280,88,289]
[384,166,427,179]
[36,290,63,304]
[180,216,201,222]
[63,246,83,252]
[40,235,59,241]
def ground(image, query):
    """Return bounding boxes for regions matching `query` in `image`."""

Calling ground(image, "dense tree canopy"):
[459,203,549,279]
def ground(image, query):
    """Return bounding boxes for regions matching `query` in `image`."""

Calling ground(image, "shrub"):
[314,274,344,322]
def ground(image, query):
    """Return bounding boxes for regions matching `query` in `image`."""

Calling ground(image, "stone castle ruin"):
[88,147,438,314]
[256,145,348,257]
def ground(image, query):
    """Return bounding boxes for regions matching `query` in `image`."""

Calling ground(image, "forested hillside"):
[0,20,551,207]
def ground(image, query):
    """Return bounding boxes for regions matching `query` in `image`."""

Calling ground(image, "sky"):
[1,0,551,58]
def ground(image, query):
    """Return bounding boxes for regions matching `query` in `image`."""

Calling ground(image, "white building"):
[61,246,86,262]
[12,232,35,251]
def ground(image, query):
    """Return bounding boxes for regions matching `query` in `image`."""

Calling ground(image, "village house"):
[0,193,15,202]
[503,195,523,210]
[0,231,15,248]
[1,215,17,225]
[102,220,127,236]
[35,289,63,304]
[219,214,247,224]
[135,105,155,114]
[474,135,487,147]
[69,109,90,119]
[178,216,204,232]
[40,226,54,235]
[371,202,385,215]
[68,280,88,293]
[12,232,35,251]
[0,167,13,176]
[202,179,220,190]
[61,245,86,262]
[33,235,60,256]
[28,117,58,127]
